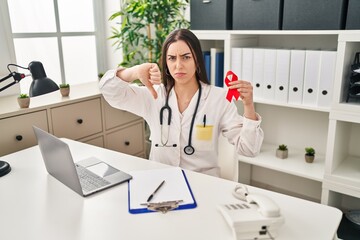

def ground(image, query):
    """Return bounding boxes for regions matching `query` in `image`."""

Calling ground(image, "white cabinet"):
[0,82,146,158]
[0,110,48,156]
[102,100,145,156]
[51,98,103,140]
[193,30,360,210]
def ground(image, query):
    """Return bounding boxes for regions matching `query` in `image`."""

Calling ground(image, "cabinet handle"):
[124,141,130,146]
[77,119,83,124]
[15,135,23,141]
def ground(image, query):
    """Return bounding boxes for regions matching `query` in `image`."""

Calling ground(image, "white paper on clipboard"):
[128,167,197,214]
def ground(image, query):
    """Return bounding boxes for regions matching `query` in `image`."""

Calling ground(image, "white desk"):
[0,139,342,240]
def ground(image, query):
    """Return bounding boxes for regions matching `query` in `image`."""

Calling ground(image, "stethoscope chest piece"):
[184,145,195,155]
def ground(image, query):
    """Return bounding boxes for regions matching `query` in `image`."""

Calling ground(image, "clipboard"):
[128,167,197,214]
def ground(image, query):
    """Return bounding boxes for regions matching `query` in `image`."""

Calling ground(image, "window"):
[6,0,105,94]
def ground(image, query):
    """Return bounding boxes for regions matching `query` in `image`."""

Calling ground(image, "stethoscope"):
[155,81,202,155]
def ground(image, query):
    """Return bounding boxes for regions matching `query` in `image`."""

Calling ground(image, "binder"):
[210,48,223,86]
[303,50,321,107]
[317,51,337,108]
[242,48,254,84]
[275,49,291,103]
[252,48,265,99]
[203,51,211,82]
[288,50,306,105]
[231,48,242,79]
[215,52,224,87]
[262,49,277,100]
[128,167,197,214]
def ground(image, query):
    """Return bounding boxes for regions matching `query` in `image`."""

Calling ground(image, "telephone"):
[218,184,284,240]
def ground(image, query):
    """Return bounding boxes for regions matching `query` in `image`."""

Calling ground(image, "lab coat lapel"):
[168,89,181,132]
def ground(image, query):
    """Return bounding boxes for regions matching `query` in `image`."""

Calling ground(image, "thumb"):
[146,84,158,99]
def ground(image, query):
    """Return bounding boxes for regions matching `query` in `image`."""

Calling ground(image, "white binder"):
[288,50,306,105]
[231,48,242,79]
[242,48,253,83]
[262,49,277,100]
[303,50,321,107]
[252,48,265,99]
[317,51,337,108]
[275,49,291,103]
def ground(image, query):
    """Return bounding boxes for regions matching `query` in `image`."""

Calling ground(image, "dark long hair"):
[160,29,209,95]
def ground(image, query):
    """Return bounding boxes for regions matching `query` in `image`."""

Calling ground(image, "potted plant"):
[276,144,288,159]
[59,83,70,97]
[17,93,30,108]
[109,0,190,67]
[305,147,315,163]
[98,73,104,81]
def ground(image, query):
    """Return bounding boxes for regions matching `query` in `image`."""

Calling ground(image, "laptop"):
[33,126,132,197]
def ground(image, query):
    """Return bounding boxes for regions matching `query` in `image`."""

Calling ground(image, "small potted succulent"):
[17,93,30,108]
[276,144,288,159]
[305,147,315,163]
[59,83,70,97]
[98,73,104,81]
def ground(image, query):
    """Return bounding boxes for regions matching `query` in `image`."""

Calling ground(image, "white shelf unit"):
[193,30,360,210]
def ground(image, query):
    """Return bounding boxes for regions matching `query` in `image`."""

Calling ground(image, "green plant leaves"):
[109,0,190,67]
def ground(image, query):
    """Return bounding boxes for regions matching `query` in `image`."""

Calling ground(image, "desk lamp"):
[0,61,59,96]
[0,61,59,177]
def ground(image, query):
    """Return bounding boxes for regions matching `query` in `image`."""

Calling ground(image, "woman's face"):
[166,40,197,85]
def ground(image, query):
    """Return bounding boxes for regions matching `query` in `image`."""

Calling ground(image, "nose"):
[175,58,182,69]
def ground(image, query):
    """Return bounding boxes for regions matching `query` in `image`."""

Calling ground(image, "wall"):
[0,1,19,97]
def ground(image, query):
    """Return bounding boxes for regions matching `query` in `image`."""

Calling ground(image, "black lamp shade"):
[28,61,59,97]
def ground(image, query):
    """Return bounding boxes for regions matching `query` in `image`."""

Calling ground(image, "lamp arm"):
[0,80,17,92]
[0,72,13,83]
[0,72,27,93]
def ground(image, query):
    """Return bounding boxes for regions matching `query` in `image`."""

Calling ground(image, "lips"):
[174,72,186,77]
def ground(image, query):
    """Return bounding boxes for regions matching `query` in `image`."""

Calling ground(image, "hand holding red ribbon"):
[225,71,241,102]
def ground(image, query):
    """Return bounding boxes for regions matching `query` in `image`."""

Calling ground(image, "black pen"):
[203,114,206,127]
[147,180,165,202]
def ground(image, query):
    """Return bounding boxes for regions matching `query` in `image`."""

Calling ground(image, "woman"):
[99,29,263,177]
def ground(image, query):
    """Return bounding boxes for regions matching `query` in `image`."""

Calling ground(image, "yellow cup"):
[195,125,213,141]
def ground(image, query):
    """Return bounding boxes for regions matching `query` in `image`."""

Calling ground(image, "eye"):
[183,55,191,60]
[167,56,176,61]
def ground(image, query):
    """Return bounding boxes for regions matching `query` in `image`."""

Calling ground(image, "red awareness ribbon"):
[225,71,240,102]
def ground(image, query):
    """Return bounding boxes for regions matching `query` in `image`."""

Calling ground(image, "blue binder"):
[215,52,224,87]
[203,51,211,82]
[128,167,197,214]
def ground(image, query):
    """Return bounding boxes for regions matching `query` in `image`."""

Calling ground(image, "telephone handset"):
[246,193,281,218]
[218,184,284,240]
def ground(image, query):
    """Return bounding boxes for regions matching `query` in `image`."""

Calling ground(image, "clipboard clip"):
[141,200,183,214]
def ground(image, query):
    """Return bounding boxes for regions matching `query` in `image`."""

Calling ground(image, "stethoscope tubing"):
[158,81,202,155]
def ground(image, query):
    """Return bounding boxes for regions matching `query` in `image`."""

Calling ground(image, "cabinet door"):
[106,121,144,155]
[103,99,140,130]
[51,98,102,140]
[0,111,48,156]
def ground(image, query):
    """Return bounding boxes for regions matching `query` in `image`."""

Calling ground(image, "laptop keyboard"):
[76,165,111,192]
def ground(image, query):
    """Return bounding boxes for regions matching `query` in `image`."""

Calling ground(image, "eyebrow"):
[167,52,191,57]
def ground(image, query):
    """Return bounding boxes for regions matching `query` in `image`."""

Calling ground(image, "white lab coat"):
[99,69,264,177]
